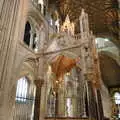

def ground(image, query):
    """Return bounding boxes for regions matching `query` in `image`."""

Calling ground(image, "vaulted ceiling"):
[99,52,120,88]
[48,0,119,47]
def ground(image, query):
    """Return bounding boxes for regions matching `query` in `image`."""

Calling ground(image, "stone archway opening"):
[23,21,31,46]
[13,76,36,120]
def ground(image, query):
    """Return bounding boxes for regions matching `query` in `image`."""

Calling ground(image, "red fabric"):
[51,55,78,79]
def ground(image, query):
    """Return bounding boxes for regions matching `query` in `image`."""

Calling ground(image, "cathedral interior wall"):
[101,82,112,118]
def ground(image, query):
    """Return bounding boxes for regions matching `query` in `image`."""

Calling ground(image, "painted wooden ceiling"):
[48,0,119,47]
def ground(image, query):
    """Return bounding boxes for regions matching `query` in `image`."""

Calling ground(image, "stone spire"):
[61,15,75,35]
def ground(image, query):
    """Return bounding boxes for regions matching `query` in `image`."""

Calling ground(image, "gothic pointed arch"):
[23,21,31,46]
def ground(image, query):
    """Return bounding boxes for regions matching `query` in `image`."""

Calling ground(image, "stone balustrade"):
[74,34,81,40]
[45,117,89,120]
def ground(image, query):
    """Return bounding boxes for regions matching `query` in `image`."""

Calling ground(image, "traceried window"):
[13,77,36,119]
[16,77,29,102]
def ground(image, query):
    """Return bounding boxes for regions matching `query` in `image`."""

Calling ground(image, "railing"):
[13,97,35,120]
[74,34,81,40]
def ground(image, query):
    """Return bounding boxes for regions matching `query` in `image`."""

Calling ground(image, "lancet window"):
[23,22,31,46]
[13,77,36,119]
[23,21,41,52]
[16,77,29,102]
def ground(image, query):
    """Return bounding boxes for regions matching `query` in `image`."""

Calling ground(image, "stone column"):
[95,89,104,120]
[0,0,19,87]
[37,54,48,120]
[39,25,45,50]
[79,10,89,117]
[58,90,65,117]
[85,74,98,120]
[79,9,98,119]
[29,30,34,49]
[55,92,59,117]
[35,31,39,51]
[41,4,44,14]
[34,80,44,120]
[0,0,29,120]
[0,0,20,120]
[76,68,86,117]
[0,0,4,14]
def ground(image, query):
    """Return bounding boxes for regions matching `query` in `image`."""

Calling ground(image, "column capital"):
[84,72,94,81]
[34,79,44,87]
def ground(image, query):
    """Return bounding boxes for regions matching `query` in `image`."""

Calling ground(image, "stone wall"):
[0,0,29,120]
